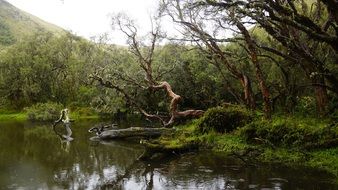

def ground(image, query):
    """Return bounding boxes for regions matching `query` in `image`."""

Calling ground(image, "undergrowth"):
[156,105,338,178]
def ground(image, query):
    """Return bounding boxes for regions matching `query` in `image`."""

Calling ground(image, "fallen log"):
[90,127,174,141]
[138,139,199,161]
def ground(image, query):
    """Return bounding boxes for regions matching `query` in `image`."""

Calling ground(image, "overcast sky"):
[6,0,163,45]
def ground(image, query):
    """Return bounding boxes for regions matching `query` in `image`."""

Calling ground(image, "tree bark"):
[236,21,271,118]
[164,3,257,110]
[97,15,205,127]
[90,127,174,140]
[151,81,204,127]
[240,74,256,109]
[312,76,328,115]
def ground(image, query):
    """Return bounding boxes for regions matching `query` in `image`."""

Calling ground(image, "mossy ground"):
[148,106,338,180]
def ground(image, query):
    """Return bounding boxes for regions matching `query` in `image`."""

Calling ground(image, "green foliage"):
[197,105,253,133]
[25,102,63,121]
[213,134,252,154]
[0,31,100,109]
[70,107,99,120]
[295,96,316,116]
[0,0,64,48]
[258,148,306,164]
[0,0,337,121]
[140,111,338,177]
[308,148,338,177]
[0,112,26,121]
[239,116,338,149]
[257,147,338,177]
[0,19,15,45]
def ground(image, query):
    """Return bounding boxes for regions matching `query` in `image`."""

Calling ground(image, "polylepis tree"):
[91,13,203,127]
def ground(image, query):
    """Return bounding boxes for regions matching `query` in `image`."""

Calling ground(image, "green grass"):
[70,107,100,121]
[70,112,100,120]
[151,110,338,179]
[0,108,100,122]
[258,148,306,164]
[213,134,252,154]
[308,148,338,177]
[0,112,27,121]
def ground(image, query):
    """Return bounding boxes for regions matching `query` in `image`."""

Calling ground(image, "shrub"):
[239,118,338,149]
[197,105,253,133]
[295,96,316,116]
[74,107,96,116]
[25,102,64,121]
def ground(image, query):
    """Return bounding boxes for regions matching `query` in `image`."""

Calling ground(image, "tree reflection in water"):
[0,121,337,190]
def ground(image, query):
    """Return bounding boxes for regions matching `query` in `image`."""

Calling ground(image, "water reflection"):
[0,121,337,190]
[119,153,337,190]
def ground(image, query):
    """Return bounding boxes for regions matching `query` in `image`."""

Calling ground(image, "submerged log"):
[90,127,174,141]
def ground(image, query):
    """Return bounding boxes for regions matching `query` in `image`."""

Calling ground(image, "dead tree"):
[53,108,74,140]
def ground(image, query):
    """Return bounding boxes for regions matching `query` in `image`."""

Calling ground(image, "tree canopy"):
[0,0,337,124]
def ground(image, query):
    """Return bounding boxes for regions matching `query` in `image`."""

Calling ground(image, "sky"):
[6,0,162,45]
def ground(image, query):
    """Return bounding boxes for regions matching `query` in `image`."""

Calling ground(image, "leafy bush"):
[295,96,316,116]
[74,107,96,116]
[197,105,253,133]
[239,118,338,149]
[25,102,64,121]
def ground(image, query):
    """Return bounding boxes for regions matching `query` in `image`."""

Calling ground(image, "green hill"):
[0,0,65,47]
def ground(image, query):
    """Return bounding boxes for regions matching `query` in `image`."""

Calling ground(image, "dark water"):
[0,121,337,190]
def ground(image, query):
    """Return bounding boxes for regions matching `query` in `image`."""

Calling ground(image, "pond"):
[0,120,337,190]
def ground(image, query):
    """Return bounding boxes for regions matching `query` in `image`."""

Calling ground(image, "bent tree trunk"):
[92,14,204,128]
[151,81,204,127]
[92,76,204,127]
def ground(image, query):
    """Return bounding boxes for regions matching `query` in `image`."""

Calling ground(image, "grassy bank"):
[0,112,27,121]
[146,106,338,179]
[0,107,100,122]
[0,111,100,121]
[69,108,100,120]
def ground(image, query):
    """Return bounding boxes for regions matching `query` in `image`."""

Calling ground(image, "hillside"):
[0,0,65,47]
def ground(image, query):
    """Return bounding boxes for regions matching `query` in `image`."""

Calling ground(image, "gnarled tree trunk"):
[151,82,204,127]
[91,14,204,128]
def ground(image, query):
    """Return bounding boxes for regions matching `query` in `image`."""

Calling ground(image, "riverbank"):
[0,112,27,121]
[144,106,338,180]
[2,105,337,180]
[0,109,100,122]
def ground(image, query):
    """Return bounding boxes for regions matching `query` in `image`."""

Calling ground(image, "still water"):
[0,120,337,190]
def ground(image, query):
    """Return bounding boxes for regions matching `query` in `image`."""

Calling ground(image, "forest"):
[1,0,338,184]
[1,0,337,120]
